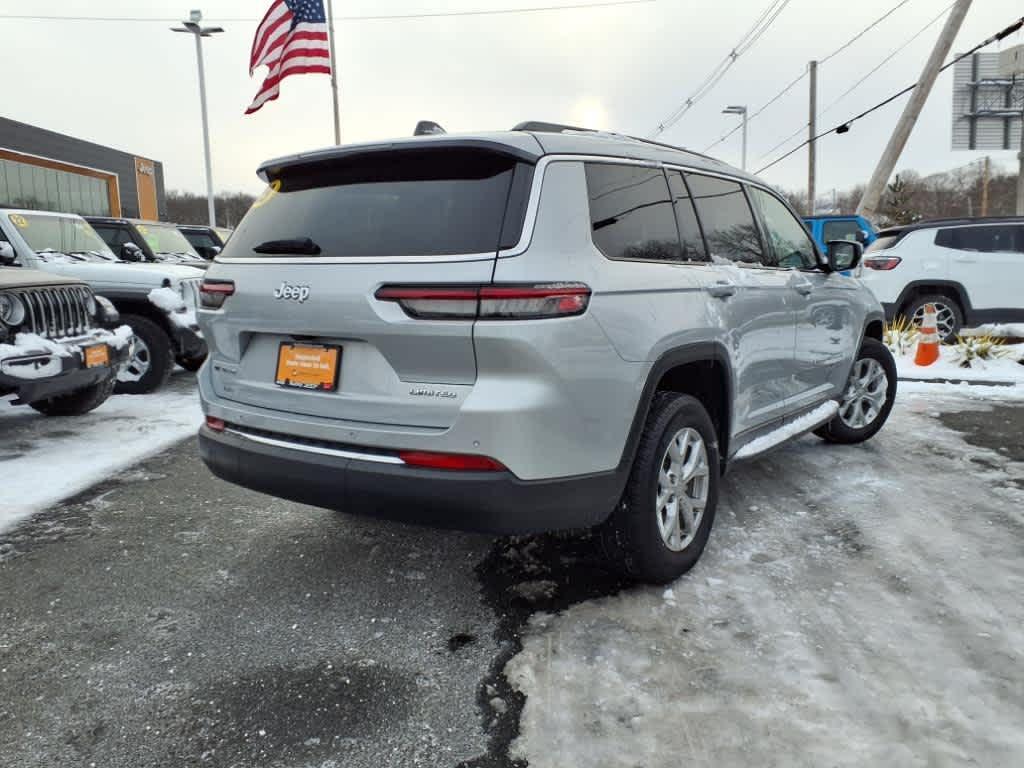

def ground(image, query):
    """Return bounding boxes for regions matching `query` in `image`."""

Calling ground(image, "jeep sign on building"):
[0,116,166,221]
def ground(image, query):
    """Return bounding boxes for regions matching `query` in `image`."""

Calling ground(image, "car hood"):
[39,260,206,286]
[0,267,86,290]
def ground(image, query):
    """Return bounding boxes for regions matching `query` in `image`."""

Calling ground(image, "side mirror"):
[195,245,221,260]
[826,240,863,273]
[0,242,16,265]
[856,229,869,244]
[121,242,144,262]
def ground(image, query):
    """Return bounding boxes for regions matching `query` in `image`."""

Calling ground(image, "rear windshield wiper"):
[252,237,322,256]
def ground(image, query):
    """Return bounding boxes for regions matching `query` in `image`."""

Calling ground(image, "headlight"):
[0,293,26,326]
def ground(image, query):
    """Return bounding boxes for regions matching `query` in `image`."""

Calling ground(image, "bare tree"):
[166,191,257,228]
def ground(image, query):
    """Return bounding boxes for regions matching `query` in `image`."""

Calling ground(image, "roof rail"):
[511,120,725,166]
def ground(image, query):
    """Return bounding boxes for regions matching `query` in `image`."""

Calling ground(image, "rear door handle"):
[706,281,737,299]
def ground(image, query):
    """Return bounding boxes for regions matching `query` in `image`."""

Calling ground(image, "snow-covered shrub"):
[883,317,918,358]
[949,334,1012,368]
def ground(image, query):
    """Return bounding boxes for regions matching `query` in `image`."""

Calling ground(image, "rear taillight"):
[863,256,902,271]
[398,450,506,471]
[200,279,236,309]
[375,283,591,320]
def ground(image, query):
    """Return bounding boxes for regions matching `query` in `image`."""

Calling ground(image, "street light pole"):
[172,11,224,228]
[722,105,748,171]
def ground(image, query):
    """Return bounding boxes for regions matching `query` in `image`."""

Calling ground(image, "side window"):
[584,163,682,262]
[666,172,708,261]
[750,188,818,269]
[937,225,1020,253]
[90,225,119,249]
[685,173,763,265]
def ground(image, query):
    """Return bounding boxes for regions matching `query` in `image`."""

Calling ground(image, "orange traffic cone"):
[914,303,941,366]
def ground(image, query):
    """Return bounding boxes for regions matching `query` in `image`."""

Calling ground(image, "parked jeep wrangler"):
[1,263,130,416]
[196,123,896,583]
[0,210,207,394]
[85,216,209,270]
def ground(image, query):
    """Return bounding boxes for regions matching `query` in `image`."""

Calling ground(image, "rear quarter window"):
[228,149,531,258]
[584,163,681,262]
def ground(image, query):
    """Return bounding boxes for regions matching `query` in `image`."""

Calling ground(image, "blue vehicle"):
[803,215,878,252]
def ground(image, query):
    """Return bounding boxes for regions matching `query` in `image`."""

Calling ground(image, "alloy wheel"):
[655,428,710,552]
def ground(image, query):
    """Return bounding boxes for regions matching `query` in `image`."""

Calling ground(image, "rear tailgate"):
[201,145,535,429]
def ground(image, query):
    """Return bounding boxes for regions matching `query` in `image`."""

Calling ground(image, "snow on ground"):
[961,323,1024,339]
[0,373,201,532]
[895,343,1024,385]
[506,389,1024,768]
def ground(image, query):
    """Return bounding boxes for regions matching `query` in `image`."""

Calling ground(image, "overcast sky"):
[2,0,1021,199]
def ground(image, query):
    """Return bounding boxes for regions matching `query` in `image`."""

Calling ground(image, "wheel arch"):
[618,342,734,477]
[894,280,972,318]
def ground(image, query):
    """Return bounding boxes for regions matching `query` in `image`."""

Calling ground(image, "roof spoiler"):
[414,121,446,136]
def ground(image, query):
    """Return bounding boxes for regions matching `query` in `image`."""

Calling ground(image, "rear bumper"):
[0,337,128,403]
[198,425,621,535]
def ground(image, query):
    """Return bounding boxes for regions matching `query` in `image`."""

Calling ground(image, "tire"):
[816,338,897,445]
[902,293,963,342]
[176,354,207,372]
[30,374,116,417]
[600,393,720,584]
[114,314,174,395]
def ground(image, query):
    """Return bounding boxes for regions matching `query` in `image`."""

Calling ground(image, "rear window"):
[823,220,862,243]
[229,149,531,258]
[865,234,901,253]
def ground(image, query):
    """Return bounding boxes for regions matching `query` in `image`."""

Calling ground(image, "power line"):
[754,15,1024,175]
[703,0,917,153]
[650,0,793,138]
[754,1,957,166]
[0,0,656,24]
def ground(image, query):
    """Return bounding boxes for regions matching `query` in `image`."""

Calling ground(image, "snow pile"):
[148,286,198,330]
[734,401,838,459]
[960,323,1024,339]
[0,332,74,360]
[108,325,135,350]
[0,379,202,531]
[506,399,1024,767]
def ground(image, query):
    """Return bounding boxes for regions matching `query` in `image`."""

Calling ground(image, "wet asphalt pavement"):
[1,388,1022,768]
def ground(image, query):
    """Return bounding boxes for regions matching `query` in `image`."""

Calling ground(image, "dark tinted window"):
[685,174,763,264]
[935,225,1023,253]
[585,163,681,262]
[230,150,528,258]
[183,231,219,250]
[666,172,707,261]
[89,225,120,249]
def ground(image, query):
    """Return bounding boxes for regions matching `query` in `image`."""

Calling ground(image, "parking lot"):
[2,378,1022,768]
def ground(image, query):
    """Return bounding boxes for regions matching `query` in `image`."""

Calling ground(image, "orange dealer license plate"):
[275,343,341,392]
[84,344,110,368]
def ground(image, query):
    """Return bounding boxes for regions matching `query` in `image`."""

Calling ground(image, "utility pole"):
[980,155,990,216]
[1017,101,1024,216]
[172,11,224,228]
[808,60,817,216]
[722,105,748,170]
[857,0,973,220]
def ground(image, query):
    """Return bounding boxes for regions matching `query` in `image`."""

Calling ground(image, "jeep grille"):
[6,286,95,339]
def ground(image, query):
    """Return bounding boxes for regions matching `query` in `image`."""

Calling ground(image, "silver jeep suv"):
[197,124,895,583]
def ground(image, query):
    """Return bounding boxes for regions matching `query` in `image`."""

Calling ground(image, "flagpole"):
[326,0,341,145]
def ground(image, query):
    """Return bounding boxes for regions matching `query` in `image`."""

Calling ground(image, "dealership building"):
[0,116,167,221]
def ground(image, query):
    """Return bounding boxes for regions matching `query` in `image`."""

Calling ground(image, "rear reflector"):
[205,415,226,432]
[375,283,591,320]
[200,279,236,309]
[863,256,902,271]
[398,450,506,471]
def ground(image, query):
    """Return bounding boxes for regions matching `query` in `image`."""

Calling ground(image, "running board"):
[733,401,839,460]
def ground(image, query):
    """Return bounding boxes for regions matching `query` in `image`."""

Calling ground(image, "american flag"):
[246,0,332,115]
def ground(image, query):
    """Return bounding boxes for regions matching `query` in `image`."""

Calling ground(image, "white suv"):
[858,217,1024,340]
